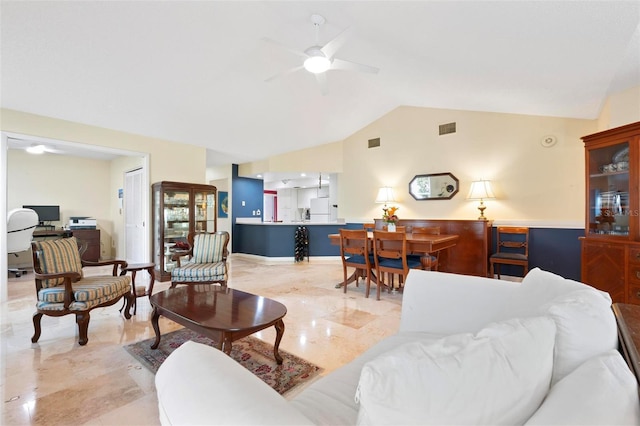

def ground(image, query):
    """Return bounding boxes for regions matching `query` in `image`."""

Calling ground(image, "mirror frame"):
[409,172,459,200]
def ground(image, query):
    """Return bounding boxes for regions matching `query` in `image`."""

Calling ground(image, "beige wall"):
[339,107,596,224]
[245,107,599,226]
[237,141,343,176]
[1,109,207,184]
[207,165,233,235]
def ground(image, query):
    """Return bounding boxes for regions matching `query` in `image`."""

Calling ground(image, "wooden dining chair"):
[338,229,373,297]
[411,226,441,271]
[362,223,376,232]
[372,230,422,300]
[490,227,530,279]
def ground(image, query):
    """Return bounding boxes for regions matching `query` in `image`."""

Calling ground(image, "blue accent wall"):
[491,227,583,281]
[235,221,584,280]
[231,164,264,251]
[235,224,344,257]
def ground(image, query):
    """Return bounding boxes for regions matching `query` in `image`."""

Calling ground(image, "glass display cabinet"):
[581,122,640,304]
[152,181,217,281]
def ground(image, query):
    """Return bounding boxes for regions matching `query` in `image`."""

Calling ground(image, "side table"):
[612,303,640,384]
[120,262,155,315]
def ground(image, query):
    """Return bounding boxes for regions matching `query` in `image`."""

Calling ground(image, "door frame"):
[1,130,150,302]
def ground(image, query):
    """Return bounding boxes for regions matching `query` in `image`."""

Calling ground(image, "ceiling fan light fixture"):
[26,144,46,154]
[303,47,330,73]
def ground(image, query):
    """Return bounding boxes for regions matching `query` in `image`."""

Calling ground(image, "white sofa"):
[155,268,640,425]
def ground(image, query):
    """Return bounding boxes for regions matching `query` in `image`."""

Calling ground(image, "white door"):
[124,168,145,263]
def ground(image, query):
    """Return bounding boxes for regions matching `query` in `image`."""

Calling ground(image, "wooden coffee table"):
[150,285,287,364]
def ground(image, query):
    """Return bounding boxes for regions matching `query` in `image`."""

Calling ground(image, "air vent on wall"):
[439,122,456,135]
[368,137,381,148]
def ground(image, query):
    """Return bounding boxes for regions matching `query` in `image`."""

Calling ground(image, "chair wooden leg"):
[342,266,348,294]
[123,293,133,319]
[76,312,90,346]
[31,312,43,343]
[365,271,371,298]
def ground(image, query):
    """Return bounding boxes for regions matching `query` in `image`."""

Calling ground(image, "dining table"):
[328,231,459,288]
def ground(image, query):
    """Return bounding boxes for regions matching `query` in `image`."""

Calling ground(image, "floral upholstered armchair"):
[170,231,230,288]
[31,237,133,346]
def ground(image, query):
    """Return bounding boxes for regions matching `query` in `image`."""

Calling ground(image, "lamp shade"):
[375,187,396,204]
[467,180,495,200]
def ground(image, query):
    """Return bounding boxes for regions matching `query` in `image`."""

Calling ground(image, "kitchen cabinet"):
[152,181,217,281]
[580,122,640,304]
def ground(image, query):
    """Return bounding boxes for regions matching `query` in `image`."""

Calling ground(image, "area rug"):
[124,328,323,395]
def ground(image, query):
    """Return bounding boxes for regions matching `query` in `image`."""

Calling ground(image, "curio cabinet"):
[152,181,217,281]
[580,122,640,304]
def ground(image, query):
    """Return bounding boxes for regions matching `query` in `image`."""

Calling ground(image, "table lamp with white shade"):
[467,180,495,220]
[375,187,396,207]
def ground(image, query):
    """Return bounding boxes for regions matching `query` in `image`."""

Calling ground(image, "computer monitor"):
[22,205,60,227]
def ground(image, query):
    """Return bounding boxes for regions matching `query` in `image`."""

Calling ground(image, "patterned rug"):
[124,328,323,395]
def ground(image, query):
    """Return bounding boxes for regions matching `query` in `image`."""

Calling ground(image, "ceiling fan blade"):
[331,58,380,74]
[315,72,329,96]
[265,65,305,82]
[261,37,308,59]
[320,27,351,59]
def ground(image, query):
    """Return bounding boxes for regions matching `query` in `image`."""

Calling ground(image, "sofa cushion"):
[355,316,556,425]
[540,288,617,384]
[521,267,609,305]
[525,350,640,425]
[171,261,226,282]
[290,332,444,425]
[36,275,131,311]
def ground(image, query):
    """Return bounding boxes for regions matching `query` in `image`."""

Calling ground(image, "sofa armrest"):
[155,341,314,426]
[400,270,526,335]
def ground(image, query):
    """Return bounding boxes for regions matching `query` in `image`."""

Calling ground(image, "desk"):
[329,232,459,287]
[33,229,73,239]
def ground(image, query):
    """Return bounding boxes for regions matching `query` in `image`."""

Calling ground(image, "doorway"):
[124,168,147,263]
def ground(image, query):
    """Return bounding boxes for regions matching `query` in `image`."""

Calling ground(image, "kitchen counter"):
[235,218,344,226]
[233,222,346,258]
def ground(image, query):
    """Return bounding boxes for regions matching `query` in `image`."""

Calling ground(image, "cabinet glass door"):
[164,190,190,272]
[587,142,630,236]
[194,191,216,232]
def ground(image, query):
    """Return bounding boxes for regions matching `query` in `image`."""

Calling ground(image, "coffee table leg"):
[221,334,232,355]
[150,306,161,349]
[273,319,285,365]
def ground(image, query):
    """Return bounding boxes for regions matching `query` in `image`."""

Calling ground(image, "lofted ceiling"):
[1,1,639,168]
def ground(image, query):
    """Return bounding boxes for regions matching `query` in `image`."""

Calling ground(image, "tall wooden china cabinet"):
[152,181,217,281]
[580,122,640,304]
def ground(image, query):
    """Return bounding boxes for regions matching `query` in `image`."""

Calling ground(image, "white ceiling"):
[2,1,639,168]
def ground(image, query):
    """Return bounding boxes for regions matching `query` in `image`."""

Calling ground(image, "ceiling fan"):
[263,14,379,95]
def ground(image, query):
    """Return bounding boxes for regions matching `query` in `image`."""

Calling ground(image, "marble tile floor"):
[1,257,403,425]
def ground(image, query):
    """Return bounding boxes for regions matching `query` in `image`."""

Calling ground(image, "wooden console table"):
[372,219,493,277]
[612,303,640,384]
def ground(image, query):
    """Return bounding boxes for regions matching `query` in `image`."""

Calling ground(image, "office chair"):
[7,208,39,277]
